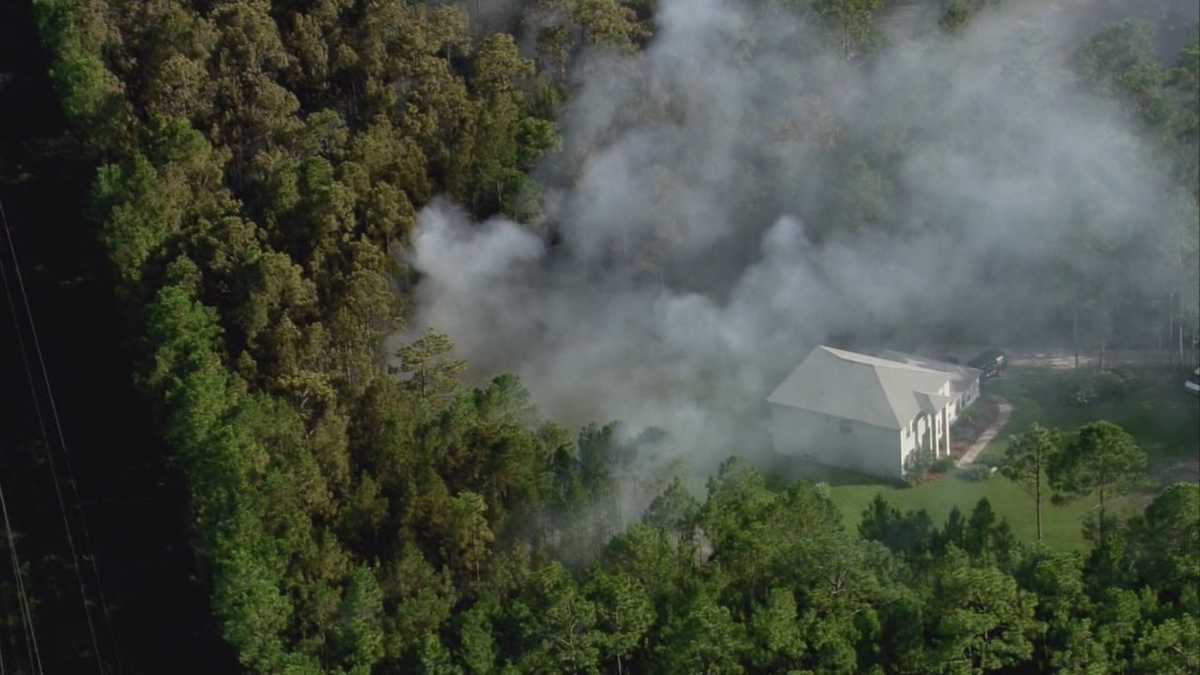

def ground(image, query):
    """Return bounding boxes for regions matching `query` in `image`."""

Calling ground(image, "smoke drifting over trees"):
[410,0,1200,460]
[7,0,1198,672]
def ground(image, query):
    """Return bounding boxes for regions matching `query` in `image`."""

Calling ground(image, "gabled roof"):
[767,346,952,429]
[915,391,953,413]
[878,350,982,395]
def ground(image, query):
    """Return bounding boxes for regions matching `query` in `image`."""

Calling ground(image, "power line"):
[0,200,110,674]
[0,215,43,675]
[0,475,43,675]
[0,212,47,675]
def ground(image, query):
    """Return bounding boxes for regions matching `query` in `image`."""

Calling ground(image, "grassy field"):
[979,366,1199,470]
[793,366,1199,552]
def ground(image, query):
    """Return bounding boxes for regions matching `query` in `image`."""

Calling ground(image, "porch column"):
[943,409,951,458]
[933,413,940,458]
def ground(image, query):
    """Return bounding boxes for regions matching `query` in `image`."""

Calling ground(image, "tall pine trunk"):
[1179,323,1185,366]
[1035,457,1042,542]
[1073,305,1080,369]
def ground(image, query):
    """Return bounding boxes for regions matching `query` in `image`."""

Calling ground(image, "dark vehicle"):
[969,349,1007,379]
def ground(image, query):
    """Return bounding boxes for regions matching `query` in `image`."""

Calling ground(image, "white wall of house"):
[901,416,918,458]
[936,408,947,455]
[901,406,953,466]
[942,409,951,457]
[900,417,920,470]
[959,378,981,411]
[769,406,903,481]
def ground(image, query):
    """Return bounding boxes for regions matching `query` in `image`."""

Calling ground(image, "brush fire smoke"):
[403,0,1200,473]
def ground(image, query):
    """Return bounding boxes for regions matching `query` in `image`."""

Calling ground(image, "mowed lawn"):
[815,366,1200,552]
[978,366,1199,470]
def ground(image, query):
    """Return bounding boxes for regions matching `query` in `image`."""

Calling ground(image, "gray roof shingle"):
[767,346,952,429]
[878,350,982,397]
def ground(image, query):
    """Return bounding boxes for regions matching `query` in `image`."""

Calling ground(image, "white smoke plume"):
[405,0,1199,470]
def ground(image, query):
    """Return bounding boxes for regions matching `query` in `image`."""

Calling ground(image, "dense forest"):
[1,0,1198,673]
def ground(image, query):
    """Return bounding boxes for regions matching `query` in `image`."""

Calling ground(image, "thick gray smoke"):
[405,0,1198,469]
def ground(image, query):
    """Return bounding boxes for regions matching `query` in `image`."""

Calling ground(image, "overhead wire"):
[0,205,48,675]
[0,473,42,675]
[2,200,120,671]
[0,208,43,675]
[0,199,110,674]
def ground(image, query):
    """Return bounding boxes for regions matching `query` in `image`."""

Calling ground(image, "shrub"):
[904,447,939,486]
[1094,369,1134,399]
[932,457,956,474]
[1067,370,1137,407]
[955,407,980,433]
[1069,383,1098,407]
[960,465,993,482]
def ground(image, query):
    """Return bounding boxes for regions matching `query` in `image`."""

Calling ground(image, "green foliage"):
[1069,381,1098,407]
[513,563,603,674]
[655,592,750,674]
[1124,483,1200,601]
[1001,423,1061,540]
[929,549,1039,673]
[939,0,1003,34]
[1067,371,1137,407]
[1076,20,1170,129]
[144,283,305,671]
[336,566,386,672]
[211,517,298,673]
[939,0,970,33]
[859,494,935,557]
[585,571,655,673]
[27,1,1200,672]
[643,476,699,541]
[1012,547,1104,671]
[32,0,126,146]
[418,633,464,675]
[959,464,992,482]
[603,522,694,608]
[94,156,172,289]
[382,544,458,659]
[1003,422,1060,492]
[1132,614,1200,673]
[1049,421,1149,545]
[812,0,884,59]
[395,328,467,416]
[931,456,956,473]
[748,587,806,671]
[449,491,495,582]
[956,406,980,432]
[904,446,937,485]
[964,497,1016,565]
[456,603,497,674]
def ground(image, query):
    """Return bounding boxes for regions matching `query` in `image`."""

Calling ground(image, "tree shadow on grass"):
[758,451,901,490]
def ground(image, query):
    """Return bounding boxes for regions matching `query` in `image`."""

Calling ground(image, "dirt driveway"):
[956,397,1012,468]
[1001,348,1186,370]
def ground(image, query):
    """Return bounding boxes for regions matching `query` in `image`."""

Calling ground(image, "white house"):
[767,346,972,481]
[877,350,982,423]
